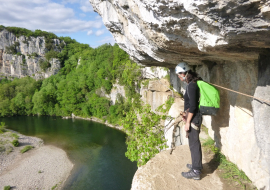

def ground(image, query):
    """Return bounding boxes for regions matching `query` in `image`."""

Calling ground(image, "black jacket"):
[184,81,202,126]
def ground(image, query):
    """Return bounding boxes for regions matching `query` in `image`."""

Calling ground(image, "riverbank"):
[63,114,124,131]
[0,131,73,190]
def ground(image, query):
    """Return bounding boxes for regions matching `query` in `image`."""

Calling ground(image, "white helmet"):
[175,62,191,74]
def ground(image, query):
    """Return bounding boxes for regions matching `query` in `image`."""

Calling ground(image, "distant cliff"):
[0,27,64,80]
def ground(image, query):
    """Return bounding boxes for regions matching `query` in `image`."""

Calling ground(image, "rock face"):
[90,0,270,189]
[141,66,168,79]
[0,29,62,80]
[90,0,270,66]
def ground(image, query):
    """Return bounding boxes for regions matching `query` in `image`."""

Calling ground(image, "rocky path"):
[131,145,223,190]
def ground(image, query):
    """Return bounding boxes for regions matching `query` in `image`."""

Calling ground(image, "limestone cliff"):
[0,29,63,80]
[90,0,270,189]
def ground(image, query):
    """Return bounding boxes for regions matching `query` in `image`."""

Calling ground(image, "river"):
[1,116,137,190]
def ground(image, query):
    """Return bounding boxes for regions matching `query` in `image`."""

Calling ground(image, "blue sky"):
[0,0,115,47]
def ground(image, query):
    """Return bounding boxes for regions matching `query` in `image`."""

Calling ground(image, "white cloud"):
[80,5,93,12]
[0,0,102,33]
[87,30,93,35]
[95,15,102,20]
[80,13,86,17]
[98,36,115,45]
[80,0,93,12]
[95,29,105,36]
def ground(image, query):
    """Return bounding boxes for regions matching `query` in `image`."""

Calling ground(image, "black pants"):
[188,126,203,170]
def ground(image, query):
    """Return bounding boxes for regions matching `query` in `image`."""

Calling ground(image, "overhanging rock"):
[90,0,270,67]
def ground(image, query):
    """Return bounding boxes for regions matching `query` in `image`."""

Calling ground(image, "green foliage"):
[20,145,33,153]
[122,97,174,166]
[201,124,209,134]
[164,74,170,82]
[45,50,59,61]
[51,184,58,190]
[12,139,19,147]
[0,25,5,31]
[0,77,41,117]
[1,25,57,39]
[5,45,17,54]
[202,137,215,147]
[30,52,39,58]
[0,122,6,133]
[4,186,11,190]
[38,59,51,72]
[11,133,19,139]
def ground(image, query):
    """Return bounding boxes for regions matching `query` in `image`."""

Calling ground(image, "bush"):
[5,45,17,54]
[0,122,6,133]
[31,52,39,58]
[4,186,11,190]
[38,59,51,72]
[20,145,33,153]
[14,42,20,46]
[45,50,59,61]
[12,139,19,147]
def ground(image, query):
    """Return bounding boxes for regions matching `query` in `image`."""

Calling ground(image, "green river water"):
[1,116,137,190]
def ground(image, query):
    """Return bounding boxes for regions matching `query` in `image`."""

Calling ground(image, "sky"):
[0,0,115,48]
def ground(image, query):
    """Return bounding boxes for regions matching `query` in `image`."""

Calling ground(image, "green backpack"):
[197,80,220,115]
[187,80,220,115]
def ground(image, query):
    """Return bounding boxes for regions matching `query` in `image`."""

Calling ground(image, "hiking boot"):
[181,170,200,180]
[186,164,192,170]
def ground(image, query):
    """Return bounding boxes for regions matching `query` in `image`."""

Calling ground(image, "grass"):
[4,186,11,190]
[202,137,253,189]
[12,139,19,147]
[5,145,13,154]
[51,184,58,190]
[20,145,33,153]
[201,124,208,134]
[11,133,19,139]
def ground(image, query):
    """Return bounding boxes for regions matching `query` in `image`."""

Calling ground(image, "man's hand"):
[184,122,190,132]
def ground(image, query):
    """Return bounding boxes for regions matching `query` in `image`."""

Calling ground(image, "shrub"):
[59,42,65,48]
[4,186,11,190]
[20,145,33,153]
[30,52,39,58]
[38,59,51,72]
[12,139,19,147]
[5,45,17,54]
[0,122,6,133]
[45,50,59,61]
[14,42,20,46]
[11,133,19,139]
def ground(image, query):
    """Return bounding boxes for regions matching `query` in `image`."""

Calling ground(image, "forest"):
[0,36,140,121]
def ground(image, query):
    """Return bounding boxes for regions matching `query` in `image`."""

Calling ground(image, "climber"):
[175,62,203,180]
